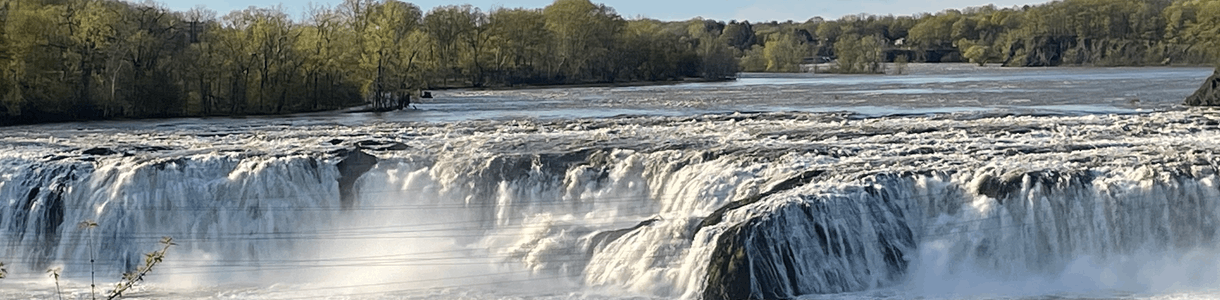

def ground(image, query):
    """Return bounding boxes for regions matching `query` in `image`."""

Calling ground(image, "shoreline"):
[448,77,737,92]
[4,64,1211,127]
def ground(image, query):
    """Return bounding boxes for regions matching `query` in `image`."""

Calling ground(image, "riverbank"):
[6,64,1213,127]
[447,77,736,91]
[0,78,737,126]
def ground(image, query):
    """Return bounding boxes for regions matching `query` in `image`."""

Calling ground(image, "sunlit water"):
[3,64,1220,299]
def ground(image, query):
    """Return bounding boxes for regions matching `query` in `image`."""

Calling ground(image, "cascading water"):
[3,67,1220,299]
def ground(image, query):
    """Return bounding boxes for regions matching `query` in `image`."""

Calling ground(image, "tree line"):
[737,0,1220,72]
[2,0,1218,125]
[0,0,740,125]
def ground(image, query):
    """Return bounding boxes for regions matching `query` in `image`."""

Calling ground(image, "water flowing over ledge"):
[3,110,1220,299]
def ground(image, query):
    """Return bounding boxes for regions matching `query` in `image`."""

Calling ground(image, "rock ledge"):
[1186,67,1220,106]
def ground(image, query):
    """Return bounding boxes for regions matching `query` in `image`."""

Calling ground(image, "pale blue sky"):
[168,0,1049,22]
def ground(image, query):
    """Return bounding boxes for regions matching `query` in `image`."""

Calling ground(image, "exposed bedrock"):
[700,166,1220,300]
[702,175,919,300]
[335,149,378,209]
[1186,67,1220,106]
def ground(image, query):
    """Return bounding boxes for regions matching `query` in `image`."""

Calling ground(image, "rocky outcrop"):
[355,140,408,151]
[1186,67,1220,106]
[587,218,659,255]
[701,174,919,300]
[702,224,755,300]
[82,147,118,156]
[698,170,823,230]
[335,149,377,209]
[1004,36,1077,67]
[699,170,824,300]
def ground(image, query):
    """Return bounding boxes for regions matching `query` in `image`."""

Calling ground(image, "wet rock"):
[82,147,118,156]
[699,170,824,230]
[703,225,753,300]
[588,218,659,255]
[1185,67,1220,106]
[974,173,1022,202]
[355,140,408,151]
[973,170,1093,203]
[336,149,378,209]
[133,146,172,152]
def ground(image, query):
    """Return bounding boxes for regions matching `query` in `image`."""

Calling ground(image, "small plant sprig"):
[0,261,7,279]
[106,237,175,300]
[48,267,63,300]
[79,220,99,300]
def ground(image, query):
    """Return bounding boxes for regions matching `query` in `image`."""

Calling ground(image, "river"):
[2,64,1219,299]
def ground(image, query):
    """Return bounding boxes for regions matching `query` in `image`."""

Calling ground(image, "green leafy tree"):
[357,0,422,108]
[487,8,550,84]
[423,4,474,86]
[763,33,803,72]
[833,34,883,73]
[223,6,301,113]
[958,39,994,66]
[739,45,767,72]
[543,0,624,81]
[720,21,757,51]
[111,1,185,117]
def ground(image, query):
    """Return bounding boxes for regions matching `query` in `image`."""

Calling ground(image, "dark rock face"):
[703,225,755,300]
[699,170,825,300]
[355,140,408,151]
[335,149,378,209]
[587,218,659,255]
[82,147,118,156]
[699,170,823,230]
[976,170,1094,204]
[701,175,922,300]
[1186,68,1220,106]
[1005,36,1077,67]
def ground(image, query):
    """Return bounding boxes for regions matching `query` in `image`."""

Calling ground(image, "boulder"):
[1186,67,1220,106]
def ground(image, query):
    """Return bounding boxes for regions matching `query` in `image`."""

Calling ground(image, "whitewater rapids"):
[3,66,1220,299]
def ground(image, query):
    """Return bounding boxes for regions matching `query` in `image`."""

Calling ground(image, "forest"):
[0,0,1218,125]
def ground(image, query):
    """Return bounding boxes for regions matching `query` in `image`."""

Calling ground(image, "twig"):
[106,237,175,300]
[48,267,63,300]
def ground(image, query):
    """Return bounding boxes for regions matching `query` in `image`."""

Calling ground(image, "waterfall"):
[3,111,1220,299]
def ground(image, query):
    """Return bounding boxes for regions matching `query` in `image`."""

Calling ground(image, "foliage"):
[958,39,994,66]
[0,0,753,125]
[762,33,804,72]
[833,34,884,73]
[739,45,767,72]
[48,267,63,300]
[543,0,624,82]
[107,237,175,300]
[3,0,1219,125]
[893,55,909,75]
[80,220,99,299]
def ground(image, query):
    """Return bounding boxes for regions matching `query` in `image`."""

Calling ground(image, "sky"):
[163,0,1051,22]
